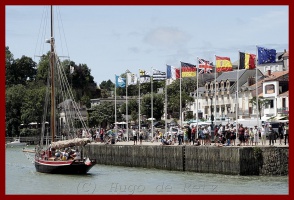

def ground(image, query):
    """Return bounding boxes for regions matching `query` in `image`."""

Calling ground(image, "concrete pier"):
[84,142,288,176]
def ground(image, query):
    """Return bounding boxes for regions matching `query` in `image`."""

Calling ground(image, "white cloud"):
[143,27,191,48]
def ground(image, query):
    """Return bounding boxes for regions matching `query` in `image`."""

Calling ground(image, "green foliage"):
[5,84,27,136]
[141,93,164,121]
[88,102,122,128]
[249,96,270,119]
[6,54,37,86]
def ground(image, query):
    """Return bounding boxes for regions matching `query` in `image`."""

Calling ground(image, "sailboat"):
[34,6,96,174]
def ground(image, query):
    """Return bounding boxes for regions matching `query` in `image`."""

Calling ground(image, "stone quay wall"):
[84,145,288,176]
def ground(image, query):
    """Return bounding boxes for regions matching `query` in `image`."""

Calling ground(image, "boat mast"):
[50,5,55,142]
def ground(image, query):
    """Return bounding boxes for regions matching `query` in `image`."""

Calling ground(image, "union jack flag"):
[198,58,213,74]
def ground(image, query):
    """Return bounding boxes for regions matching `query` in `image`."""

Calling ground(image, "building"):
[188,50,289,122]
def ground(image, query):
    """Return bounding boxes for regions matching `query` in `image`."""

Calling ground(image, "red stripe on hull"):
[35,158,96,174]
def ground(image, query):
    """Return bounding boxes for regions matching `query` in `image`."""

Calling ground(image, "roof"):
[263,70,288,82]
[278,91,288,97]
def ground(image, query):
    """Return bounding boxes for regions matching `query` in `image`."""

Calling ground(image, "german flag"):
[215,56,233,72]
[180,62,196,77]
[239,52,256,69]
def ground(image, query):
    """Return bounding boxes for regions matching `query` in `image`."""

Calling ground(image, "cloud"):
[143,27,191,48]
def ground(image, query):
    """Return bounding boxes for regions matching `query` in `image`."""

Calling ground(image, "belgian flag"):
[239,52,256,69]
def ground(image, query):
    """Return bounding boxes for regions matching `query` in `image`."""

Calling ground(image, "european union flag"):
[257,47,276,64]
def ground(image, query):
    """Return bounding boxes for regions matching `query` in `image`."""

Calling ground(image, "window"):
[269,100,274,108]
[265,84,275,94]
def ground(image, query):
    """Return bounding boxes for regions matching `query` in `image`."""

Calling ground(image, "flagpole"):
[151,67,154,139]
[196,58,199,140]
[180,62,182,129]
[138,75,141,136]
[165,66,168,138]
[214,57,216,131]
[126,73,128,141]
[236,51,240,134]
[256,45,259,127]
[115,75,117,137]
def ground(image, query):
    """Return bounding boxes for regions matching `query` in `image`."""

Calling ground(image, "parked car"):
[153,121,164,129]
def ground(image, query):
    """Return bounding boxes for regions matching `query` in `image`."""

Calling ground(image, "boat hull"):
[35,159,96,174]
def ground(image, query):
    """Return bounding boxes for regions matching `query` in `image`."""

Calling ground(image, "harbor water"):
[6,146,288,195]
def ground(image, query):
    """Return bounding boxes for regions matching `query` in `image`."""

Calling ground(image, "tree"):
[6,84,27,136]
[88,102,122,128]
[6,54,37,86]
[249,96,270,119]
[20,86,47,126]
[141,93,164,121]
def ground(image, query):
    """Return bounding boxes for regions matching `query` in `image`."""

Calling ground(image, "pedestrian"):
[253,125,259,146]
[278,122,284,145]
[100,128,104,143]
[249,127,254,146]
[244,127,249,146]
[139,130,143,145]
[260,124,266,145]
[177,128,184,145]
[214,125,219,146]
[199,127,204,146]
[230,124,236,146]
[284,122,289,145]
[191,125,196,145]
[133,128,137,145]
[238,124,245,146]
[268,125,275,146]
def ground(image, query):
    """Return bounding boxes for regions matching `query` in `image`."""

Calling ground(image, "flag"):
[215,56,233,72]
[139,69,151,83]
[70,66,74,74]
[197,58,213,74]
[115,75,126,88]
[257,46,276,64]
[127,73,138,86]
[239,52,256,69]
[166,65,180,80]
[152,68,166,81]
[181,62,197,77]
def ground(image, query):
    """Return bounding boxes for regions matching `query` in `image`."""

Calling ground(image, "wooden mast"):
[50,5,55,142]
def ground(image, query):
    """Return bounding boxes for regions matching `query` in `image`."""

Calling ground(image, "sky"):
[5,5,289,86]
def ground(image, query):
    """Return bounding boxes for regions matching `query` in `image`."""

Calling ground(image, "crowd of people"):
[74,121,289,147]
[160,121,289,147]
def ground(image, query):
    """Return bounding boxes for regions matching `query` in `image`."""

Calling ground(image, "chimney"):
[247,76,256,86]
[267,70,271,76]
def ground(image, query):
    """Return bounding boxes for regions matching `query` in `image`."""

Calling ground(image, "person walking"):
[284,122,289,145]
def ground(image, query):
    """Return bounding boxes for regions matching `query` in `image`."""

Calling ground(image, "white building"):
[188,50,289,122]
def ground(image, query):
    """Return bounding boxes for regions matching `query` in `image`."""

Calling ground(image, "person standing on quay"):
[260,124,266,146]
[177,128,184,145]
[253,125,259,146]
[284,122,289,145]
[191,125,196,145]
[278,122,284,145]
[268,125,275,146]
[133,128,138,145]
[238,124,245,146]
